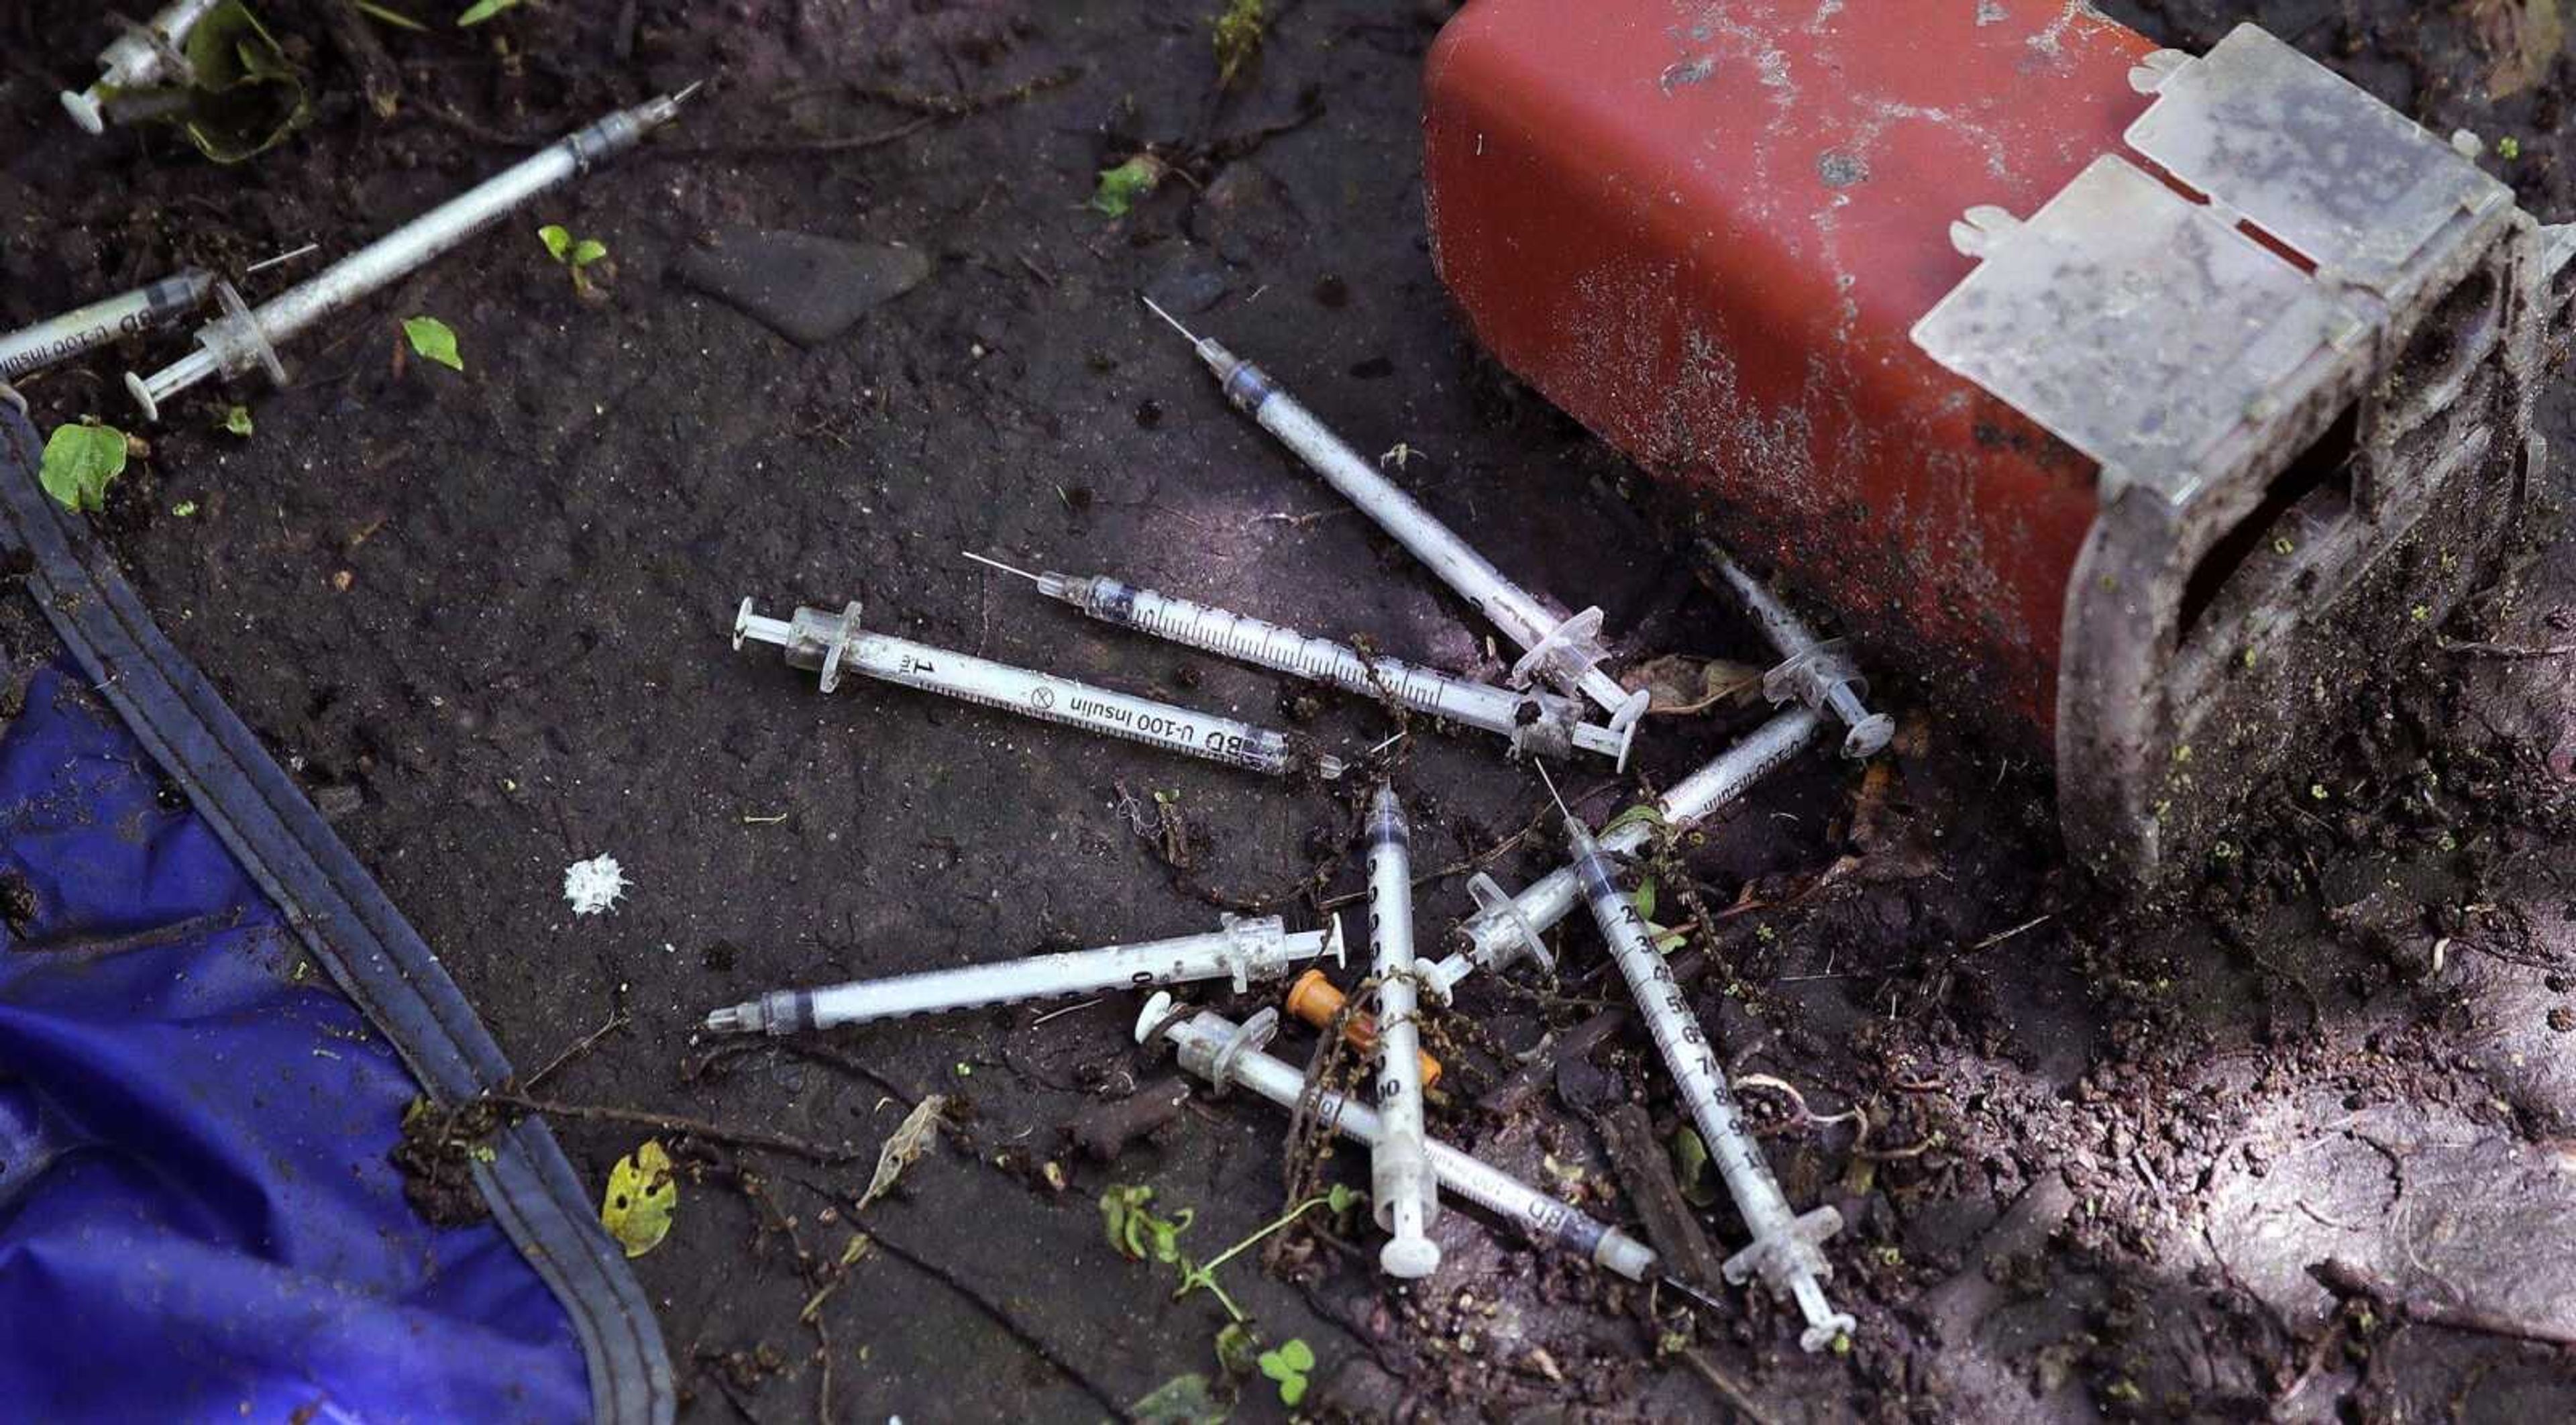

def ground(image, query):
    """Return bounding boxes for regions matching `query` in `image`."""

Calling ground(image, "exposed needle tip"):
[962,550,1041,583]
[1533,759,1572,821]
[1138,294,1201,345]
[244,241,319,276]
[671,78,707,106]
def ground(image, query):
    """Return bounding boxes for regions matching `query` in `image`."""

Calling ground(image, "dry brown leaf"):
[857,1094,947,1210]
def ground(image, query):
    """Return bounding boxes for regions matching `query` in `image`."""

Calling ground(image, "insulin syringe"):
[1700,543,1893,759]
[1138,994,1667,1286]
[704,913,1342,1035]
[735,598,1346,780]
[1,270,213,388]
[60,0,222,135]
[1418,704,1825,1003]
[1143,298,1650,733]
[126,89,695,421]
[1544,764,1855,1352]
[967,553,1635,769]
[1362,786,1441,1277]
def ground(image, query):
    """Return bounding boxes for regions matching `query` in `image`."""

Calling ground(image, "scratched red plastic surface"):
[1424,1,2158,734]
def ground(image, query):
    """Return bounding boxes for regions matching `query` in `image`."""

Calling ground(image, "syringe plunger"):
[1364,785,1441,1278]
[705,913,1344,1035]
[1136,994,1658,1283]
[1562,814,1854,1351]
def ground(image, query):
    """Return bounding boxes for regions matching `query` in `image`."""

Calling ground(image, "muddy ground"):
[5,0,2576,1420]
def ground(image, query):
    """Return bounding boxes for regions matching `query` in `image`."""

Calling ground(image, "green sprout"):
[1255,1338,1314,1406]
[456,0,523,25]
[221,405,254,437]
[1091,155,1167,217]
[38,421,128,513]
[538,224,612,297]
[1212,0,1269,89]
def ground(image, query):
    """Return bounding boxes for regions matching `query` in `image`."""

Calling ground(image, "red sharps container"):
[1425,5,2571,881]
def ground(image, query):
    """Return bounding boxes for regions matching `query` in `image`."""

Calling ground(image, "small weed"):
[539,224,612,298]
[1212,0,1269,89]
[1255,1338,1313,1406]
[221,405,254,437]
[456,0,523,25]
[1092,154,1168,217]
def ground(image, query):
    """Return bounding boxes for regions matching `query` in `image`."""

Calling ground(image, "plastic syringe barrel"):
[1141,998,1658,1281]
[1364,786,1442,1277]
[1201,344,1631,720]
[1421,705,1824,1000]
[1043,573,1621,765]
[0,269,213,381]
[1564,819,1854,1351]
[133,94,678,409]
[1702,543,1893,759]
[738,600,1346,781]
[706,913,1342,1035]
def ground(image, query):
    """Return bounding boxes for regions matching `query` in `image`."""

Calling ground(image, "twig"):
[1679,1349,1779,1425]
[522,1009,633,1092]
[2312,1257,2576,1349]
[2438,637,2576,659]
[1970,914,2053,951]
[491,1092,866,1162]
[785,1176,1129,1417]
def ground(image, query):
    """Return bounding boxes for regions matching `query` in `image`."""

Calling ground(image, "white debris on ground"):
[562,855,629,916]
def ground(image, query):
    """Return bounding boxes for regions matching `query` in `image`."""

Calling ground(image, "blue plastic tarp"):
[0,658,588,1420]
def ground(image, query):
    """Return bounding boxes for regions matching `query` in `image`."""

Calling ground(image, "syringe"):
[1136,994,1662,1285]
[60,0,223,135]
[1362,785,1442,1277]
[125,87,696,421]
[968,553,1635,769]
[1700,543,1893,759]
[1142,297,1652,733]
[1542,763,1854,1353]
[1419,704,1825,1004]
[704,913,1343,1035]
[735,598,1347,781]
[0,270,215,386]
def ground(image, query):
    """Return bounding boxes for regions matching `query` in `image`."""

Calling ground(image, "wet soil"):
[4,1,2575,1420]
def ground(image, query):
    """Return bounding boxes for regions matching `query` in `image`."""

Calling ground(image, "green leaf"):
[402,316,464,372]
[1091,156,1165,217]
[538,223,573,262]
[1603,803,1666,837]
[1325,1182,1362,1216]
[172,500,200,518]
[1671,1126,1719,1208]
[456,0,524,25]
[1631,876,1657,922]
[171,1,311,164]
[354,1,427,30]
[1129,1373,1226,1425]
[39,423,127,513]
[570,238,608,268]
[1279,1375,1307,1406]
[1277,1339,1313,1373]
[221,405,254,437]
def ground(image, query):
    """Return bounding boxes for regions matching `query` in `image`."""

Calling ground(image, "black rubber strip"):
[0,408,672,1425]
